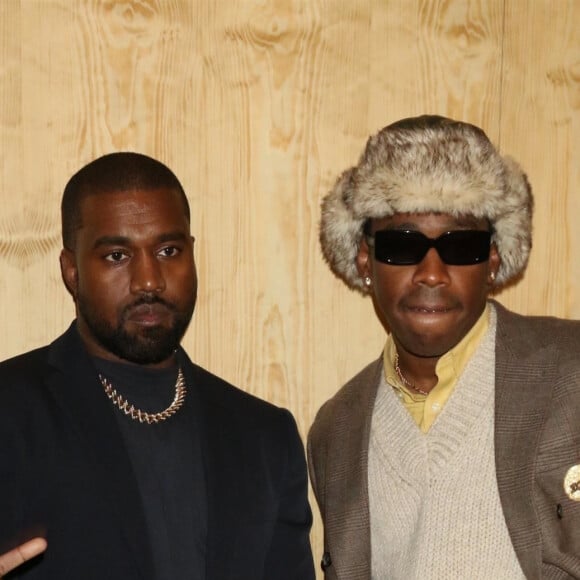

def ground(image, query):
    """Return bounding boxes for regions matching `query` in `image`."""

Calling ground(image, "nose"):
[129,252,166,295]
[412,247,451,287]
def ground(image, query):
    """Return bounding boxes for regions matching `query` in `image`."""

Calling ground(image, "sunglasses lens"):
[437,230,491,265]
[371,230,491,265]
[373,230,429,265]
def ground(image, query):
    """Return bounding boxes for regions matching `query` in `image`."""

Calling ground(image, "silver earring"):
[490,271,496,282]
[364,276,371,287]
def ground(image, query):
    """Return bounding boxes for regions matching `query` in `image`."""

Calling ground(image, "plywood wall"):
[1,0,579,575]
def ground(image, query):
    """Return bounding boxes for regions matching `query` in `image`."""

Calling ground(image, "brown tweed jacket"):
[308,301,580,579]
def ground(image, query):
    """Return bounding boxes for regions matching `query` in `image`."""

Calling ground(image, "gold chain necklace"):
[394,354,430,396]
[99,367,186,424]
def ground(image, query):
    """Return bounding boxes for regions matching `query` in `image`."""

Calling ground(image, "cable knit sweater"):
[368,307,526,579]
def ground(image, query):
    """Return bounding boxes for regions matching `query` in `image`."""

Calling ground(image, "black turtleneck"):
[93,356,207,579]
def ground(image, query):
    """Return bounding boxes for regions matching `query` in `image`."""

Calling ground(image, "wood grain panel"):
[500,0,580,319]
[368,0,505,128]
[1,1,579,577]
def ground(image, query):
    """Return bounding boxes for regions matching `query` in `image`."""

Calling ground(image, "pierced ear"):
[356,236,371,279]
[488,243,501,285]
[60,249,78,299]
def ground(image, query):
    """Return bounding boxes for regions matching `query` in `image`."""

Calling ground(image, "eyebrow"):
[92,231,190,249]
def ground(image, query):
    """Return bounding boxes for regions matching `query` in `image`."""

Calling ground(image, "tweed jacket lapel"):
[46,324,154,578]
[309,358,382,580]
[493,302,556,579]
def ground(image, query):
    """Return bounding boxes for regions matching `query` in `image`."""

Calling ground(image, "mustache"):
[403,287,452,300]
[399,288,460,307]
[121,295,177,316]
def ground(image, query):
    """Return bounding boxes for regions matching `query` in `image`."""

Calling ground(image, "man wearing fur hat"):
[308,115,580,579]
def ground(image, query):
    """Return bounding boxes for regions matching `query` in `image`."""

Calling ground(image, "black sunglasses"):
[366,229,492,266]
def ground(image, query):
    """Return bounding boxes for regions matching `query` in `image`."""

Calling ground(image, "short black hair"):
[61,152,190,250]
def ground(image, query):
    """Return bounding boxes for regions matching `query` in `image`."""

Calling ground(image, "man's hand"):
[0,538,47,577]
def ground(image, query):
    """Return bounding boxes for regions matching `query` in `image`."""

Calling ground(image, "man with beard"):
[308,116,580,579]
[0,152,314,579]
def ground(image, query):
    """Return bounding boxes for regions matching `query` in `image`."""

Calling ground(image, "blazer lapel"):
[324,359,381,580]
[494,304,555,580]
[46,325,154,579]
[185,363,246,579]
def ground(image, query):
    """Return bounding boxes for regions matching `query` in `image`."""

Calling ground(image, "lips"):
[404,304,454,313]
[401,295,460,314]
[125,302,172,326]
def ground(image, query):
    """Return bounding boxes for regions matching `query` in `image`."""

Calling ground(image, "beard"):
[77,293,195,365]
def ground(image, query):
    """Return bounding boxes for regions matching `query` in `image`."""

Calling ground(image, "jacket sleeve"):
[263,410,315,580]
[307,404,329,521]
[0,373,48,563]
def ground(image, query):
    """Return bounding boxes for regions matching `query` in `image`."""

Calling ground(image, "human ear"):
[488,243,501,285]
[356,236,371,281]
[60,249,78,299]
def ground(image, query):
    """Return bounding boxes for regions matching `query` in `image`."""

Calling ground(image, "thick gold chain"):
[99,368,186,424]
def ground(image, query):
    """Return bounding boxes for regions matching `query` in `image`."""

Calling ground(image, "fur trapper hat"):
[320,115,533,294]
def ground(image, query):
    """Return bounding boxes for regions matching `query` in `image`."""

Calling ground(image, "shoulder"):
[309,357,382,446]
[0,324,78,394]
[184,358,299,436]
[493,300,580,354]
[493,302,580,404]
[0,345,52,393]
[0,345,58,445]
[312,357,382,420]
[190,362,288,413]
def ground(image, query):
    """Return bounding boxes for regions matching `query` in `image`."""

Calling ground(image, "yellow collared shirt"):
[384,304,490,433]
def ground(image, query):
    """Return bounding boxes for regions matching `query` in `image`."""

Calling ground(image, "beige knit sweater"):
[368,308,526,579]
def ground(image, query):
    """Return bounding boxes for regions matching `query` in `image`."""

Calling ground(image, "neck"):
[394,348,439,393]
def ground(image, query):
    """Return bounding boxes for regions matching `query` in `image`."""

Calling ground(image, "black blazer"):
[0,323,314,579]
